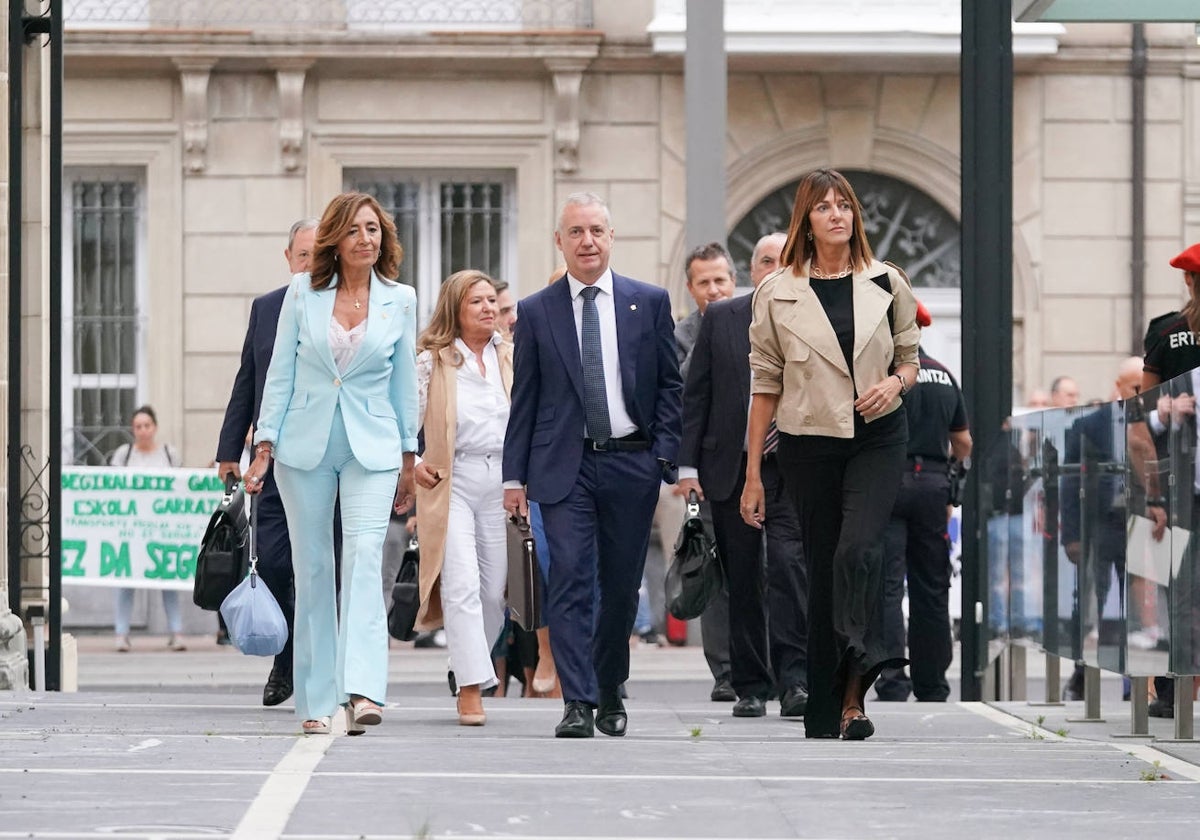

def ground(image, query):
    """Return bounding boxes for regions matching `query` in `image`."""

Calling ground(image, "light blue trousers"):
[274,406,398,720]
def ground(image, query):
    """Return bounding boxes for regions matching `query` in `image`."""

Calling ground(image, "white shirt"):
[329,317,366,374]
[568,269,638,440]
[416,336,509,455]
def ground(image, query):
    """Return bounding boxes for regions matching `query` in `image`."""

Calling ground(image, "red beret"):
[1171,242,1200,274]
[914,299,932,328]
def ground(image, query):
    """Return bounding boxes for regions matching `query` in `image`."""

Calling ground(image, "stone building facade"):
[44,1,1200,631]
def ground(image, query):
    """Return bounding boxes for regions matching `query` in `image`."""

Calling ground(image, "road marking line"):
[1115,743,1200,782]
[230,733,334,840]
[958,701,1068,741]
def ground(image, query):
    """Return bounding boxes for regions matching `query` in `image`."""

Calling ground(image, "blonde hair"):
[310,193,402,290]
[548,265,567,287]
[417,270,498,357]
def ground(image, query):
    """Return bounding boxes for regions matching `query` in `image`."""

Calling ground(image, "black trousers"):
[709,453,808,699]
[778,410,907,738]
[876,466,952,701]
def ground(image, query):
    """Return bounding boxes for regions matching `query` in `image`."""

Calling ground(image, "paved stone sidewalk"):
[1,641,1198,839]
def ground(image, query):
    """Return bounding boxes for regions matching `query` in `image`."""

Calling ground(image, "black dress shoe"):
[732,696,766,717]
[779,685,809,718]
[555,701,595,738]
[262,666,293,707]
[1148,697,1174,719]
[596,690,627,737]
[710,678,736,702]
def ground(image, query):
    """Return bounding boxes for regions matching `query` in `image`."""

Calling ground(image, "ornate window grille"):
[63,174,144,466]
[348,172,515,326]
[729,171,961,289]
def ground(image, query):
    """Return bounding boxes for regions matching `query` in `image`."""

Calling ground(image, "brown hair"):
[417,270,498,357]
[310,192,402,290]
[779,169,874,273]
[1184,272,1200,336]
[685,242,734,284]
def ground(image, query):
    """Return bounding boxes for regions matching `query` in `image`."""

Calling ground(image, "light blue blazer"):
[255,271,420,471]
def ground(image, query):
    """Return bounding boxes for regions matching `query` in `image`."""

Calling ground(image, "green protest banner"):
[61,467,228,590]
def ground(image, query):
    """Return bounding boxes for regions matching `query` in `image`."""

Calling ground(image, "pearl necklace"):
[810,263,852,280]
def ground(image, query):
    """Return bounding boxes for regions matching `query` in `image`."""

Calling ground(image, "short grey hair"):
[751,231,787,264]
[557,192,611,232]
[288,217,319,250]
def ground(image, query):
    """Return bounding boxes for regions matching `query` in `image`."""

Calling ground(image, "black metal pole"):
[960,0,1013,702]
[7,0,24,620]
[47,0,62,691]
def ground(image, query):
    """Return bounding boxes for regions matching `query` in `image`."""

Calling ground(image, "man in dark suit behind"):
[215,218,316,707]
[677,233,809,719]
[503,192,683,738]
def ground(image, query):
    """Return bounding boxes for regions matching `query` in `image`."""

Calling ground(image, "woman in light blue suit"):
[244,192,419,736]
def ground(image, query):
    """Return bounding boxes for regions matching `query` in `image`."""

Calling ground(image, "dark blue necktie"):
[580,285,612,443]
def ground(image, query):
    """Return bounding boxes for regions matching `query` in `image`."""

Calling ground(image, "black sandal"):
[840,705,875,741]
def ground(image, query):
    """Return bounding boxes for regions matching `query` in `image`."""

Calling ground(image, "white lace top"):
[329,316,367,373]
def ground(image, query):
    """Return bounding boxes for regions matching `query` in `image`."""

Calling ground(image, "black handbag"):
[665,490,723,620]
[387,532,420,641]
[194,474,250,611]
[506,513,543,631]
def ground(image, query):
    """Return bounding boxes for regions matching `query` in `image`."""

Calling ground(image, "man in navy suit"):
[677,234,809,720]
[503,193,683,738]
[215,218,316,707]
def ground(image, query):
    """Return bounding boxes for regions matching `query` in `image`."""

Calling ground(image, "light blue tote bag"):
[219,491,288,657]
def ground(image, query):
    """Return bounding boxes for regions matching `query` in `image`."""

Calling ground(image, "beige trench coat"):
[414,339,513,631]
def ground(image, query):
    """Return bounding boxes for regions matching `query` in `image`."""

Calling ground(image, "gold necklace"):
[341,286,365,310]
[810,262,852,279]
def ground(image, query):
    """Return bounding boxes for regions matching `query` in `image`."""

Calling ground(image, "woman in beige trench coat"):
[414,270,513,726]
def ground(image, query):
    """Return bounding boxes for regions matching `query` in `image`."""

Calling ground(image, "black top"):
[903,347,968,460]
[810,276,855,385]
[1143,311,1200,381]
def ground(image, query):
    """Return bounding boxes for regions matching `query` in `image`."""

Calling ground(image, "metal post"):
[47,0,63,693]
[6,0,24,621]
[1068,665,1105,722]
[1172,677,1194,741]
[684,0,726,250]
[1113,676,1151,738]
[960,0,1014,702]
[1009,643,1027,701]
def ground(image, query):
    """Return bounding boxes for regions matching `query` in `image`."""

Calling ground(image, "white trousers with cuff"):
[441,450,508,691]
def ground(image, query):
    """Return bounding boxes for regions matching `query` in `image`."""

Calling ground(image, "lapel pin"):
[630,304,637,311]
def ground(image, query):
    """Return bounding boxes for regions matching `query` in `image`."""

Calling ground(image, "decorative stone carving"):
[546,59,590,174]
[0,610,29,691]
[273,61,311,173]
[174,59,215,174]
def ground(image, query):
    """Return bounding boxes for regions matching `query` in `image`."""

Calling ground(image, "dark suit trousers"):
[876,468,952,701]
[539,448,661,705]
[255,465,295,675]
[709,453,808,699]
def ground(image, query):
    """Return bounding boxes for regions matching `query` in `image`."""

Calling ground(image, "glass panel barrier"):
[1164,373,1200,678]
[982,423,1015,664]
[1125,379,1170,679]
[1011,412,1045,651]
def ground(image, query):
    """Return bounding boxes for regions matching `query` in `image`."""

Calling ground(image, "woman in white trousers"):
[414,270,511,726]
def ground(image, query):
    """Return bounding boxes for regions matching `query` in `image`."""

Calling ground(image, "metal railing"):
[978,370,1200,739]
[64,0,593,31]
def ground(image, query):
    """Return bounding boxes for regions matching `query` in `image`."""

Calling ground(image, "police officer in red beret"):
[1140,241,1200,717]
[874,301,973,702]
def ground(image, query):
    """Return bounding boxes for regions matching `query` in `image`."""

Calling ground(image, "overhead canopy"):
[1015,0,1199,21]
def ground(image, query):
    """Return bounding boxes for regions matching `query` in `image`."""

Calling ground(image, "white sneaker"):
[1128,626,1161,650]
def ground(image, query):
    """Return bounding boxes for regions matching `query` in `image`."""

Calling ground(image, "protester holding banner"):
[109,405,186,652]
[413,270,512,727]
[243,192,419,737]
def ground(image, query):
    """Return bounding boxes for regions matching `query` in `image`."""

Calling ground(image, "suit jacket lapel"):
[343,272,397,378]
[545,277,585,405]
[613,273,640,406]
[730,295,752,409]
[307,280,340,377]
[773,268,850,376]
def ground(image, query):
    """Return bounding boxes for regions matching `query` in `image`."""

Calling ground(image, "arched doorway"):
[728,170,963,380]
